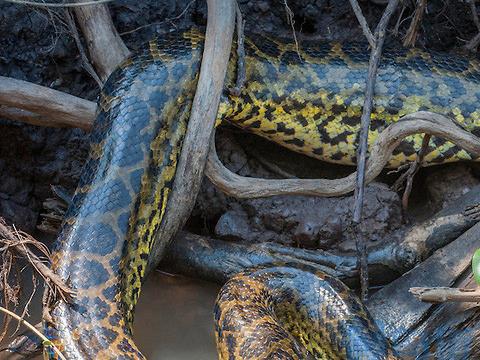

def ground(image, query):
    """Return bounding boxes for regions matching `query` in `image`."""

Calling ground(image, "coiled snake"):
[44,29,480,359]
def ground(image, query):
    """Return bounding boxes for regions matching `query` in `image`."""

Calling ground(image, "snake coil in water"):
[43,29,480,359]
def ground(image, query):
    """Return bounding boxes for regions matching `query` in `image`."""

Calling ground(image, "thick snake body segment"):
[44,29,480,359]
[215,267,398,359]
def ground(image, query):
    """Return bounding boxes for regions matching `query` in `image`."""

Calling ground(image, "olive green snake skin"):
[43,29,480,359]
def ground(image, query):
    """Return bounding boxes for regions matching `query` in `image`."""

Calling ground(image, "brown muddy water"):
[135,272,219,359]
[1,271,220,360]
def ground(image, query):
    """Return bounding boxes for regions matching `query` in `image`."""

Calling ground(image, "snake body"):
[44,29,480,359]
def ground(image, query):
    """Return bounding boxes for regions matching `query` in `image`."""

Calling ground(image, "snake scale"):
[43,29,480,359]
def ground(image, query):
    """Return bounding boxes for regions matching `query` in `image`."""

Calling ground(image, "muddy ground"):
[1,1,480,261]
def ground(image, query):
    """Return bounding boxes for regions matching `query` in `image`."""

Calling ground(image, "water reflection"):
[134,271,220,360]
[0,270,219,360]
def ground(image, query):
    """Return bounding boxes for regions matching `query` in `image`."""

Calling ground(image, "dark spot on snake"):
[303,41,332,58]
[264,104,276,121]
[148,89,169,110]
[250,105,261,118]
[109,313,122,327]
[109,256,121,274]
[405,54,432,73]
[341,116,359,127]
[370,119,386,132]
[330,104,344,114]
[70,222,118,256]
[432,136,446,147]
[226,334,237,355]
[434,54,470,73]
[251,34,282,58]
[103,285,118,300]
[330,151,346,161]
[295,114,308,126]
[342,42,370,62]
[92,297,110,320]
[392,141,416,157]
[67,259,109,289]
[276,122,295,135]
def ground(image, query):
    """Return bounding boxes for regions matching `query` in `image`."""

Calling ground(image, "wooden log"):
[367,221,480,344]
[0,76,95,131]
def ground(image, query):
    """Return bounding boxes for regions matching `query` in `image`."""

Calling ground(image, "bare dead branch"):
[348,0,375,47]
[0,106,62,129]
[0,76,95,130]
[148,0,236,270]
[0,219,75,303]
[2,79,480,206]
[403,0,427,47]
[410,286,480,303]
[72,1,130,81]
[469,0,480,32]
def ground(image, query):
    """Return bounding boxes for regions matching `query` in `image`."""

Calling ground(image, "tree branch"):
[0,76,95,131]
[350,0,400,300]
[348,0,376,47]
[72,0,130,81]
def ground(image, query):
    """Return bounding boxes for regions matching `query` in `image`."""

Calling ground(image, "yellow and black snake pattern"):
[44,29,480,359]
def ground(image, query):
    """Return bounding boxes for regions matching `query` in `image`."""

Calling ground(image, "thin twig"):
[410,286,480,303]
[64,9,103,88]
[392,134,431,209]
[229,3,246,97]
[283,0,301,57]
[350,0,400,301]
[0,306,67,360]
[465,32,480,51]
[348,0,376,47]
[206,112,480,198]
[13,274,37,336]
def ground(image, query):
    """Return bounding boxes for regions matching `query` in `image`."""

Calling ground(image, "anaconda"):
[44,29,480,359]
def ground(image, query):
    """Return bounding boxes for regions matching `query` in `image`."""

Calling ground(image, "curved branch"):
[206,111,480,198]
[0,76,95,131]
